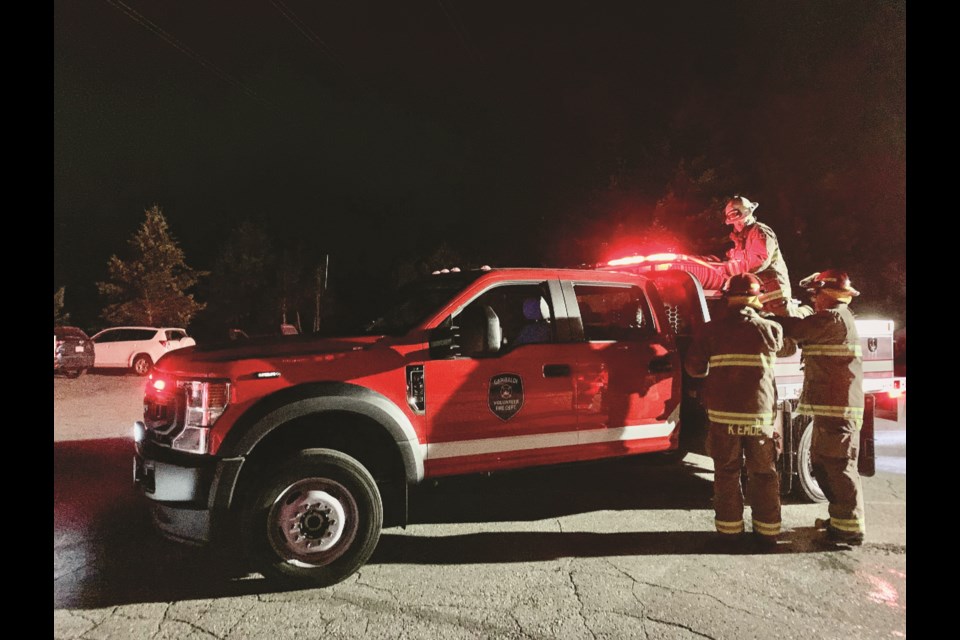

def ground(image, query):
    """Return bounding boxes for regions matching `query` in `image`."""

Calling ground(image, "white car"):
[90,327,196,375]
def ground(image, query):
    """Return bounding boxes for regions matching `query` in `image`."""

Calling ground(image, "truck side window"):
[454,283,555,356]
[574,285,652,342]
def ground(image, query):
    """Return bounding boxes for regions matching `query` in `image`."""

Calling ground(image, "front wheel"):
[795,418,827,503]
[241,449,383,587]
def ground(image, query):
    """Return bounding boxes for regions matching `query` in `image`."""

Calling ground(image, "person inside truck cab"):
[721,195,802,318]
[513,296,552,346]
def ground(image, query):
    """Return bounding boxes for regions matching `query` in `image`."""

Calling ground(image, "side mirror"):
[428,316,460,359]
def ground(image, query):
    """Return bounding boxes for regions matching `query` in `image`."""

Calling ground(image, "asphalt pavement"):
[54,374,906,639]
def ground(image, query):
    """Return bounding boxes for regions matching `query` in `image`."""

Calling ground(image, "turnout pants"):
[709,422,781,538]
[811,416,865,536]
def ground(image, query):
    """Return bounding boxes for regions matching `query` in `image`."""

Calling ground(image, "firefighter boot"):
[751,532,779,552]
[826,526,864,546]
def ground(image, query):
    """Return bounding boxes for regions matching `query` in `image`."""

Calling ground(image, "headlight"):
[171,380,230,454]
[172,425,209,454]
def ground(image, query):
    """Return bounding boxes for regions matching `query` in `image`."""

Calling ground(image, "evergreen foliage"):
[97,205,206,327]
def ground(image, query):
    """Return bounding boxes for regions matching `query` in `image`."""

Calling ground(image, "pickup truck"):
[133,263,901,586]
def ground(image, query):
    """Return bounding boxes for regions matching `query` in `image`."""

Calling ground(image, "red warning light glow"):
[606,253,679,266]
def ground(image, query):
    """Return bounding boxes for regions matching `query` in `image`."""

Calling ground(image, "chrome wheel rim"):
[267,478,359,568]
[798,422,826,501]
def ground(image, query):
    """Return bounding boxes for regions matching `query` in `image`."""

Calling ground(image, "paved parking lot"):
[54,373,906,639]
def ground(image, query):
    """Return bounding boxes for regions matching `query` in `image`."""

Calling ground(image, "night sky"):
[54,1,906,330]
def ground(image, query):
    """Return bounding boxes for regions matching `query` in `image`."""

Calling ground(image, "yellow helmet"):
[724,196,759,225]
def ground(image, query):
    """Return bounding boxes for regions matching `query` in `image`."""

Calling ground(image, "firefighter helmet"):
[799,270,860,297]
[722,273,764,297]
[724,196,759,225]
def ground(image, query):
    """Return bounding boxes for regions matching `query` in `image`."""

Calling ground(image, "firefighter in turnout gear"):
[685,273,796,548]
[776,270,866,544]
[722,196,802,317]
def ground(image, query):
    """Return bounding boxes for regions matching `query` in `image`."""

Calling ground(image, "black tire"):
[63,368,86,379]
[241,448,383,587]
[132,354,153,376]
[795,418,827,503]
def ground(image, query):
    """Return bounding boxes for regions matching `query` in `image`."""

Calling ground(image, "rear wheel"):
[63,368,86,379]
[795,418,827,503]
[241,449,383,587]
[132,354,153,376]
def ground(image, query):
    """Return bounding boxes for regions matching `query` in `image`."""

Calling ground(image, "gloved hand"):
[723,260,746,276]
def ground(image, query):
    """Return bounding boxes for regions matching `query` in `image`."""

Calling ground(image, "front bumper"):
[133,431,244,544]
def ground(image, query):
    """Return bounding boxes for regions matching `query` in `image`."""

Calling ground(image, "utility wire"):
[268,0,348,74]
[437,0,481,65]
[103,0,277,112]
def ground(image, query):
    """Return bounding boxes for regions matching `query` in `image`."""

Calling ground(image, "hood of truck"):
[154,334,391,378]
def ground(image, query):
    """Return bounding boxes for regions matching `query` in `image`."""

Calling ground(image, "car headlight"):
[171,380,230,454]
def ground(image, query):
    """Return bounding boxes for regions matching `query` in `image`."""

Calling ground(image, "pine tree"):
[97,205,207,327]
[201,222,277,334]
[54,286,70,326]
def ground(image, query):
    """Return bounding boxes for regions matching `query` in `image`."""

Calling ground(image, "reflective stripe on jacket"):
[685,306,795,429]
[777,304,864,426]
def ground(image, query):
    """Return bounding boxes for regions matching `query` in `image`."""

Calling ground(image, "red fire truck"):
[133,258,904,586]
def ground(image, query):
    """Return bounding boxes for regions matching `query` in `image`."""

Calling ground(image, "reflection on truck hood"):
[168,334,384,364]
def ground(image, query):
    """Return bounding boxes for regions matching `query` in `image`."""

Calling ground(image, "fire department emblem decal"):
[489,373,524,421]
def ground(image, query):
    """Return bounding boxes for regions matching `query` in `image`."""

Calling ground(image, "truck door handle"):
[648,356,673,373]
[543,364,571,377]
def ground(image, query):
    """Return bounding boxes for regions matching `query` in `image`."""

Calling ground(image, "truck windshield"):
[362,271,483,336]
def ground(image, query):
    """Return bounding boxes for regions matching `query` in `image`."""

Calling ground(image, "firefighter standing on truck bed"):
[685,273,796,549]
[721,195,803,318]
[775,270,866,545]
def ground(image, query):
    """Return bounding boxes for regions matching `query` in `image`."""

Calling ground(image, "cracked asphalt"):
[54,374,906,639]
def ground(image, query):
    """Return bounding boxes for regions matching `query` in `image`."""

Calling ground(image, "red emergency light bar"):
[607,253,679,266]
[601,252,729,290]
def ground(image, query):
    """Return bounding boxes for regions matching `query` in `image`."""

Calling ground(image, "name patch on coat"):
[489,373,524,421]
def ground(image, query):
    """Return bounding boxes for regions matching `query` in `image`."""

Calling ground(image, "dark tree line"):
[58,153,904,341]
[68,205,484,342]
